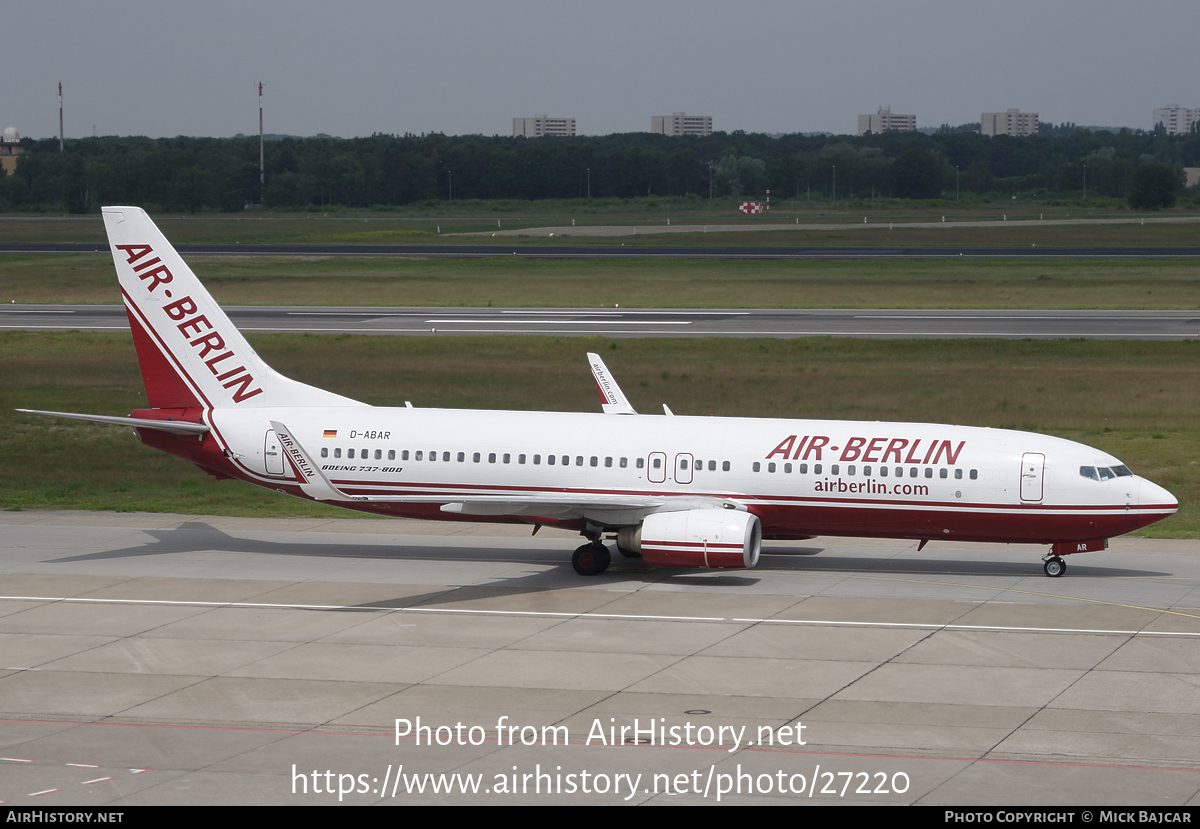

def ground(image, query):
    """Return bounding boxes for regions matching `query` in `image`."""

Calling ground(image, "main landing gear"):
[572,541,611,576]
[1042,554,1066,578]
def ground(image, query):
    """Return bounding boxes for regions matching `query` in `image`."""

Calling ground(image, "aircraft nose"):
[1140,478,1178,514]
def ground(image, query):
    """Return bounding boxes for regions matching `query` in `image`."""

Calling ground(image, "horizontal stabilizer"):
[17,409,209,435]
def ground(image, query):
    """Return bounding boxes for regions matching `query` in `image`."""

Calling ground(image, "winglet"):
[270,420,358,502]
[586,353,637,415]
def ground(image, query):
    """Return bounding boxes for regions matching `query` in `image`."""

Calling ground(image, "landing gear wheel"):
[572,542,611,576]
[1043,556,1066,578]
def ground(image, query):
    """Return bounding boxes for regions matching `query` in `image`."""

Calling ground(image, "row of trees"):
[1,128,1196,213]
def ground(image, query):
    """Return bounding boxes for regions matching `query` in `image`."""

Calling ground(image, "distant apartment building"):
[981,109,1039,137]
[856,107,916,136]
[650,112,713,136]
[512,115,576,138]
[1152,105,1200,135]
[0,126,23,175]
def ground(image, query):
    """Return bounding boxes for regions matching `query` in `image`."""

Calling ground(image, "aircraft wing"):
[587,352,638,415]
[270,421,737,522]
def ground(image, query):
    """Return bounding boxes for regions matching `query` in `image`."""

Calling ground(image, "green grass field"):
[1,202,1198,248]
[3,332,1196,537]
[3,253,1198,309]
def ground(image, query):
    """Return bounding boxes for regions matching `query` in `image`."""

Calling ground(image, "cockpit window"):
[1080,466,1098,480]
[1113,465,1133,477]
[1097,467,1116,481]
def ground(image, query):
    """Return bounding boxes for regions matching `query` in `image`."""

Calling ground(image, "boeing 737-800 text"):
[19,207,1178,577]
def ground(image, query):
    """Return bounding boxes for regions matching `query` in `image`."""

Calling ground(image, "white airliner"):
[20,207,1178,578]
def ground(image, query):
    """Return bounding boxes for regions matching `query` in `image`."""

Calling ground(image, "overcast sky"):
[4,1,1197,140]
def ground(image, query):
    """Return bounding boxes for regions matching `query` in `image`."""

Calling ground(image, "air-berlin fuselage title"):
[117,244,263,403]
[766,434,966,464]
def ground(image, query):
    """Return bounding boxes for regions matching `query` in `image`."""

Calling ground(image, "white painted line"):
[66,763,100,768]
[2,757,33,762]
[424,319,692,325]
[0,594,1196,637]
[29,789,60,796]
[130,768,150,774]
[499,310,749,316]
[82,777,113,785]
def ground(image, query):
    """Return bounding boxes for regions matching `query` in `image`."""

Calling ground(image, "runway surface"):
[4,304,1199,340]
[3,242,1200,259]
[9,304,1200,340]
[1,510,1198,805]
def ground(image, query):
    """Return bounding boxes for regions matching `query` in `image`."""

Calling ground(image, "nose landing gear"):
[1042,554,1066,578]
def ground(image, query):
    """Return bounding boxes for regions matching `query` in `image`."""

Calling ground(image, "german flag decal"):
[323,429,337,438]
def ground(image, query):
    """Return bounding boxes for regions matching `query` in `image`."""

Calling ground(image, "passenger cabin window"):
[799,463,808,474]
[619,457,627,468]
[722,461,730,472]
[458,452,465,462]
[562,456,569,466]
[334,448,342,458]
[604,457,612,467]
[637,458,645,469]
[768,462,776,473]
[388,450,395,461]
[519,454,526,464]
[548,455,556,465]
[348,449,356,459]
[321,448,328,458]
[590,456,598,467]
[969,469,978,480]
[473,452,481,463]
[708,461,716,471]
[503,453,511,464]
[489,453,496,463]
[939,468,947,478]
[753,462,761,472]
[401,450,409,461]
[534,454,541,465]
[831,464,839,475]
[443,452,450,462]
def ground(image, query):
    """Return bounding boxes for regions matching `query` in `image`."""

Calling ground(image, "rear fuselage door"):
[1020,453,1045,502]
[648,452,666,484]
[265,429,284,476]
[675,453,694,484]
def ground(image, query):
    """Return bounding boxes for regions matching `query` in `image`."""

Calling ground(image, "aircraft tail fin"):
[102,207,363,411]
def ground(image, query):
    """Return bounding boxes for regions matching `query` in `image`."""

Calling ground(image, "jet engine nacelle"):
[618,508,762,570]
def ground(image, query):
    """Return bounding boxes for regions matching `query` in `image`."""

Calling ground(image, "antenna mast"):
[257,81,265,202]
[58,82,64,152]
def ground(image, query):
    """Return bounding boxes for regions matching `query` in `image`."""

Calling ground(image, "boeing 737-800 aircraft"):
[19,207,1178,577]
